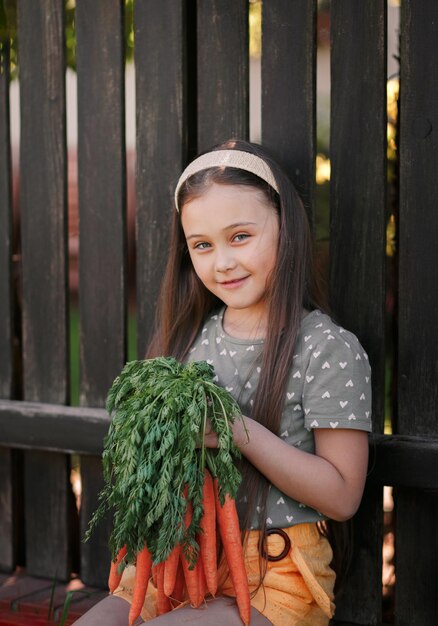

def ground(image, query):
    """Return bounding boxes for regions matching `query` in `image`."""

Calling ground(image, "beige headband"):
[174,149,279,211]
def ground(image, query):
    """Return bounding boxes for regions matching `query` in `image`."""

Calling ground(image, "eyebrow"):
[186,221,257,240]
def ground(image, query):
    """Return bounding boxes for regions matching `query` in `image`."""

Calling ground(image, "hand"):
[200,417,219,448]
[231,414,251,449]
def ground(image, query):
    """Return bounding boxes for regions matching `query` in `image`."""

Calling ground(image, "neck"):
[223,306,268,340]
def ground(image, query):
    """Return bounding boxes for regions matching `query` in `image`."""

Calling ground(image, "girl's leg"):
[72,594,134,626]
[72,595,273,626]
[141,596,273,625]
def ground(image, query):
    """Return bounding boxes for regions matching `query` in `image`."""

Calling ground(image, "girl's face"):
[181,182,280,329]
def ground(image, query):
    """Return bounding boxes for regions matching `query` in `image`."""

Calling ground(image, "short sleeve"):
[302,326,372,432]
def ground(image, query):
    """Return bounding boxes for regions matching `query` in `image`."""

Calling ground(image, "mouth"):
[218,276,249,289]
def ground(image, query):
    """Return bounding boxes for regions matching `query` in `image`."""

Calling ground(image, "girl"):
[75,139,371,625]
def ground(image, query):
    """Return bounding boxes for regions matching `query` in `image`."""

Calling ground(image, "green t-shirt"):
[187,307,372,529]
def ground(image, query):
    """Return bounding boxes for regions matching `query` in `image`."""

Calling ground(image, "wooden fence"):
[1,1,437,625]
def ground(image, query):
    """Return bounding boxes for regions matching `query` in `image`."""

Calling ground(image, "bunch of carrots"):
[85,357,251,626]
[109,469,251,626]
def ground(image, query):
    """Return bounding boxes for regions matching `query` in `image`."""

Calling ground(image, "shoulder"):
[298,310,370,368]
[298,310,372,431]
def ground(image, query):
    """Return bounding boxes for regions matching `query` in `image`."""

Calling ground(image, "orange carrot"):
[199,468,218,596]
[151,563,159,587]
[108,544,127,593]
[180,499,203,607]
[163,543,181,597]
[170,559,186,605]
[180,550,204,607]
[128,544,153,626]
[197,548,207,601]
[214,479,251,626]
[156,561,172,615]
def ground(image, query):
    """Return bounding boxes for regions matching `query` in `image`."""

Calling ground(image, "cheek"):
[256,234,279,270]
[188,252,209,283]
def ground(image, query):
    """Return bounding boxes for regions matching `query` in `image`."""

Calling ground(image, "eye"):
[233,233,249,242]
[193,241,211,250]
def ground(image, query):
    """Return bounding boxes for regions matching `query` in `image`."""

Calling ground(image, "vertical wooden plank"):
[330,2,387,623]
[398,3,438,436]
[135,0,186,355]
[18,0,71,579]
[19,1,68,405]
[0,28,17,574]
[396,2,438,623]
[0,450,14,571]
[262,0,316,219]
[394,491,438,625]
[197,0,249,152]
[76,0,126,587]
[0,450,23,572]
[0,9,13,399]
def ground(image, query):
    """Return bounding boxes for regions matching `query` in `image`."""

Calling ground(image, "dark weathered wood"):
[0,400,110,455]
[197,0,249,152]
[0,24,13,399]
[78,455,112,590]
[262,0,316,219]
[396,3,438,623]
[3,407,438,490]
[76,0,127,406]
[23,450,75,578]
[18,3,68,405]
[368,434,438,489]
[330,2,387,624]
[17,0,71,580]
[134,0,186,355]
[330,0,387,415]
[0,449,14,571]
[398,3,438,437]
[394,490,438,625]
[76,0,126,587]
[0,33,16,574]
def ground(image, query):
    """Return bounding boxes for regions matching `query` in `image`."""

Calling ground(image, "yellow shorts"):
[114,522,335,625]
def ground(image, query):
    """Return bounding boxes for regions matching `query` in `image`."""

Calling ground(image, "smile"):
[218,276,249,289]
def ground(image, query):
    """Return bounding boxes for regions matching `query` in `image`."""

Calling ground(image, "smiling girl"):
[74,140,372,625]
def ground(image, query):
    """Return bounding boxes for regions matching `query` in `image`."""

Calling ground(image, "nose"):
[214,247,237,273]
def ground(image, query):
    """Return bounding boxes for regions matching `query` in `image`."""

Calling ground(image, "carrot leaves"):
[85,357,243,568]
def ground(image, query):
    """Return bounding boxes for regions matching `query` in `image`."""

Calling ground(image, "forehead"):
[180,183,275,222]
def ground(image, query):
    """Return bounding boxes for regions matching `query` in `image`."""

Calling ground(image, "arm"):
[204,418,369,522]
